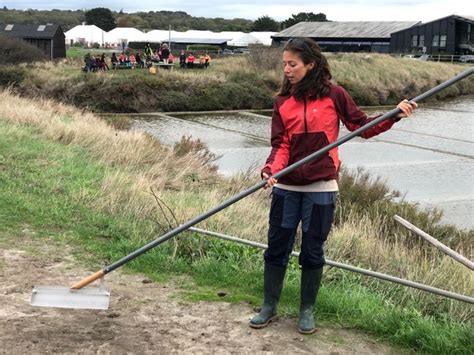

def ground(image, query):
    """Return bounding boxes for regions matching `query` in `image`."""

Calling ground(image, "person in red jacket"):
[249,37,416,334]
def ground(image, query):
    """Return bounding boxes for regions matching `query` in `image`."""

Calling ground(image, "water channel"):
[131,95,474,230]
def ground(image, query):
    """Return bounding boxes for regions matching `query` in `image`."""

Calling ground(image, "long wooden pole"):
[394,215,474,271]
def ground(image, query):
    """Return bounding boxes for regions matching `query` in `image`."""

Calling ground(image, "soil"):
[0,230,395,354]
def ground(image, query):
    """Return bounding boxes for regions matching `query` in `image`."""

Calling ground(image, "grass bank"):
[0,91,472,353]
[0,50,473,112]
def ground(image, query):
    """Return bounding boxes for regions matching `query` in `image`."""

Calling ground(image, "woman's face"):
[283,50,314,85]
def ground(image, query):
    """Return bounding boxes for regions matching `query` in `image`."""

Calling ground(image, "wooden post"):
[394,215,474,271]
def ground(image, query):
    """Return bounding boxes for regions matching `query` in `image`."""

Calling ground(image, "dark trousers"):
[264,187,336,269]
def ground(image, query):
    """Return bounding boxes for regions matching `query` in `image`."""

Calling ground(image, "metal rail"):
[189,227,474,304]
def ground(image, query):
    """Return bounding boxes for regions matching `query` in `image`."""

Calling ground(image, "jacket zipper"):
[303,98,308,134]
[302,98,308,181]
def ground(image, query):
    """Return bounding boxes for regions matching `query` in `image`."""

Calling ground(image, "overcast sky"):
[2,0,472,22]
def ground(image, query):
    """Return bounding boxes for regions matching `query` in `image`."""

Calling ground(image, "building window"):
[432,35,439,47]
[419,35,425,47]
[439,35,447,47]
[412,35,418,47]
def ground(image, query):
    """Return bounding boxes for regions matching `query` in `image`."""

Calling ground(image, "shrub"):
[247,45,282,71]
[0,66,26,86]
[173,135,218,170]
[0,34,46,64]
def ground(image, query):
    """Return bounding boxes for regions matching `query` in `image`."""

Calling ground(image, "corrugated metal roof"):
[418,14,474,25]
[390,15,474,35]
[0,23,62,38]
[170,38,229,44]
[273,21,419,39]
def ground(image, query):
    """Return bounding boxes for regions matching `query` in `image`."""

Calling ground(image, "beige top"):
[275,179,338,192]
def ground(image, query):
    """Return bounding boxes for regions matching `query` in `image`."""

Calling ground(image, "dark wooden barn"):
[0,23,66,60]
[390,15,474,55]
[271,21,419,53]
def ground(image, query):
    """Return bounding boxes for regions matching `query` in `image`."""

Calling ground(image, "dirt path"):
[0,231,395,354]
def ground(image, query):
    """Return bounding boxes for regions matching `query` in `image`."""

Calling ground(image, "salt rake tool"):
[31,67,473,310]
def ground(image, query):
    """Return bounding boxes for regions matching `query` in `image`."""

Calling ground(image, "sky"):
[2,0,472,23]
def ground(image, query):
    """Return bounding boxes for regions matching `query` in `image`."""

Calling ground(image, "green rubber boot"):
[298,267,323,334]
[249,263,286,329]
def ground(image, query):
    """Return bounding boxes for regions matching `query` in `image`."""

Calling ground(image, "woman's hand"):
[396,99,418,119]
[262,172,277,189]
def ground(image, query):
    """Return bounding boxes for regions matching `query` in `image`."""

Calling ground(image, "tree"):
[117,15,149,30]
[282,12,328,29]
[85,7,116,31]
[253,15,280,31]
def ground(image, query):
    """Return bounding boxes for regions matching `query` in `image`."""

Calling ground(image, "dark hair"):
[278,38,332,100]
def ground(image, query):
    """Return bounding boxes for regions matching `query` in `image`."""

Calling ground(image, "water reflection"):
[131,96,474,230]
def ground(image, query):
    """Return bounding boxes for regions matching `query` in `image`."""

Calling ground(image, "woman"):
[249,38,416,334]
[179,50,187,68]
[161,43,170,64]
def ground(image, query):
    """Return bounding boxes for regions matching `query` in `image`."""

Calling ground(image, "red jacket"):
[262,84,399,185]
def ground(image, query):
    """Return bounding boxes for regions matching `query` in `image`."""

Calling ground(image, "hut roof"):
[0,23,63,38]
[273,21,420,39]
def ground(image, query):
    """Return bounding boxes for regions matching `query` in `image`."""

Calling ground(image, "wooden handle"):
[394,215,474,270]
[70,270,105,289]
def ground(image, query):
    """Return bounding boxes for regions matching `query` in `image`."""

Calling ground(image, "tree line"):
[0,7,328,33]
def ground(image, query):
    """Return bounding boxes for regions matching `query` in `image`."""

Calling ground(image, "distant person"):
[83,53,99,72]
[151,50,160,63]
[249,37,417,334]
[203,52,211,68]
[129,53,137,69]
[157,44,163,61]
[179,50,186,68]
[144,43,153,57]
[111,52,119,69]
[186,52,195,68]
[136,52,144,68]
[100,53,109,71]
[161,43,170,64]
[144,43,153,65]
[118,52,127,63]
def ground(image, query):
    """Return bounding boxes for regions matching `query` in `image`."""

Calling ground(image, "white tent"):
[181,30,214,38]
[229,31,275,47]
[65,25,106,46]
[145,29,180,43]
[248,32,275,46]
[212,31,245,41]
[105,27,147,47]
